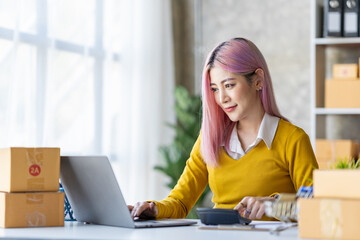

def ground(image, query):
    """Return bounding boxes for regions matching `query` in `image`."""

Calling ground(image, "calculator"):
[196,208,252,225]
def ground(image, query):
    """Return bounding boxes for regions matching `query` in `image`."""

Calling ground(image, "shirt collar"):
[228,126,245,155]
[257,112,280,149]
[228,112,280,153]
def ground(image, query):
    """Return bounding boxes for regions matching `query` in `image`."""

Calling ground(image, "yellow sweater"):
[154,119,318,219]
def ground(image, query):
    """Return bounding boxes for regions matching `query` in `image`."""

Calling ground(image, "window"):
[0,0,123,155]
[0,0,175,202]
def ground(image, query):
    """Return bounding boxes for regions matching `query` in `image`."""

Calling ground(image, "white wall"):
[198,0,311,134]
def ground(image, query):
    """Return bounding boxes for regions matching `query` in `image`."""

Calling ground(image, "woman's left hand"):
[234,196,276,219]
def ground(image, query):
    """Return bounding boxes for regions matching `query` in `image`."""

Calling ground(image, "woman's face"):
[209,66,262,122]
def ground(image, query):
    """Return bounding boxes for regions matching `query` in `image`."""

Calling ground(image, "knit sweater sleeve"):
[153,134,208,218]
[286,128,318,190]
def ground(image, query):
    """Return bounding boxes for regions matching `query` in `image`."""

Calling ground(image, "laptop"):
[60,156,196,228]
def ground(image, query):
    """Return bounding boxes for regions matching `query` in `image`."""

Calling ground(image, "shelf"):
[314,38,360,46]
[311,0,360,144]
[315,108,360,115]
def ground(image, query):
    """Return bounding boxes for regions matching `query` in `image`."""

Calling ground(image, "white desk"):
[0,221,303,240]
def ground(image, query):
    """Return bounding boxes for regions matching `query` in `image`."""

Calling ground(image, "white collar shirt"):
[226,112,280,160]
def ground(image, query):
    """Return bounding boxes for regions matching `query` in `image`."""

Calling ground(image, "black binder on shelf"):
[324,0,344,37]
[343,0,360,37]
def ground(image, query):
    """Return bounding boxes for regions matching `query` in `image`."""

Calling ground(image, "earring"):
[257,87,262,91]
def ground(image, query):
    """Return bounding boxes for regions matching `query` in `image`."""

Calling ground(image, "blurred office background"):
[0,0,311,203]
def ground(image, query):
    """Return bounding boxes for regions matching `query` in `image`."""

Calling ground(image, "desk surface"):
[0,221,302,240]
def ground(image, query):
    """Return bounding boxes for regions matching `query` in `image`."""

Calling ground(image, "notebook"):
[60,156,196,228]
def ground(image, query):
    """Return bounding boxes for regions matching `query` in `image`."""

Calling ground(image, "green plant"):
[154,85,210,219]
[332,157,359,169]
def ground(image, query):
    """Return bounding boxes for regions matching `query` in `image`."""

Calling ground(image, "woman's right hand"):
[234,196,275,219]
[127,201,158,219]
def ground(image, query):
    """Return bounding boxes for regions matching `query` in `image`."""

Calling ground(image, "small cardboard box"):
[325,79,360,108]
[313,170,360,199]
[333,64,358,79]
[299,198,360,240]
[0,192,64,228]
[316,139,359,161]
[0,148,60,192]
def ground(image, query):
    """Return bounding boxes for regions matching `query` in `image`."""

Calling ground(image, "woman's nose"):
[219,89,228,103]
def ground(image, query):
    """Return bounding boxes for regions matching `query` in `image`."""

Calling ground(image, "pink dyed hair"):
[200,38,286,166]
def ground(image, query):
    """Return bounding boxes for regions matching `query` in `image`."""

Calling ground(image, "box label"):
[29,164,41,176]
[320,199,343,238]
[26,194,44,205]
[26,211,46,227]
[25,149,45,190]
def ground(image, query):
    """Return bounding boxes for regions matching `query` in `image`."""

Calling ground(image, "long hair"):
[200,38,286,166]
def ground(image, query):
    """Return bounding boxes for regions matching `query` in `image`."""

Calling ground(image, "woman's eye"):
[211,88,218,92]
[225,84,234,88]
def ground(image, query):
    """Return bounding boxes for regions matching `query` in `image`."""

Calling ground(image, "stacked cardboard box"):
[332,64,358,79]
[325,61,360,108]
[0,148,64,228]
[299,170,360,239]
[315,139,359,169]
[325,79,360,108]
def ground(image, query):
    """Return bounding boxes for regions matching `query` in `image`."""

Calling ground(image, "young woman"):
[128,37,318,220]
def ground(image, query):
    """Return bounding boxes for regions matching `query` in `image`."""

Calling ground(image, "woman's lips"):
[224,105,237,112]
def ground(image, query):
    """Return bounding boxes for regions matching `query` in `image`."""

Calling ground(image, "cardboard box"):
[325,79,360,108]
[316,139,359,161]
[299,198,360,240]
[316,159,333,170]
[313,170,360,199]
[0,192,64,228]
[0,148,60,192]
[333,64,358,79]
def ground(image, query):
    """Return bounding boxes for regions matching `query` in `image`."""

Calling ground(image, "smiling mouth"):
[224,105,237,112]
